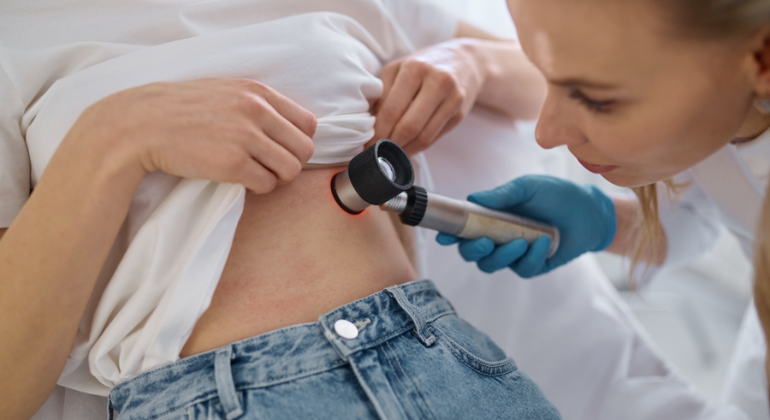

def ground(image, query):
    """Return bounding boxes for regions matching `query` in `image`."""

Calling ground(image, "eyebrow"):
[549,77,619,90]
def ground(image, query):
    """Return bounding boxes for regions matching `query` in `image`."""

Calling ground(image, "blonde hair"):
[631,0,770,273]
[630,184,661,284]
[630,180,682,285]
[662,0,770,39]
[637,0,770,382]
[755,184,770,384]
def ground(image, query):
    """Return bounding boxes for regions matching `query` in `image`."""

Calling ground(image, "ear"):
[750,26,770,98]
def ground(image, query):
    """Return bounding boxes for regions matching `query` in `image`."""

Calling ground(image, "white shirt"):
[0,0,455,395]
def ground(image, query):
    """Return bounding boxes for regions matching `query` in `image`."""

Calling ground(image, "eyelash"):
[568,89,616,114]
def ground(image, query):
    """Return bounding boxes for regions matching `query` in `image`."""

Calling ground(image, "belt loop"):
[107,398,114,420]
[386,285,436,346]
[215,345,244,420]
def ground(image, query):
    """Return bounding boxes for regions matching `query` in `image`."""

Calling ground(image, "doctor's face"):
[508,0,757,187]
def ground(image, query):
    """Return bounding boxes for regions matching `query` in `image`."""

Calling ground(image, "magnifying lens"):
[331,139,560,257]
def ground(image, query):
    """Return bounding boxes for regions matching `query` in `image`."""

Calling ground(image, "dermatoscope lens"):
[378,157,396,182]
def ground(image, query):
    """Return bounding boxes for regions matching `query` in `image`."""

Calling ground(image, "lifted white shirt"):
[0,0,455,396]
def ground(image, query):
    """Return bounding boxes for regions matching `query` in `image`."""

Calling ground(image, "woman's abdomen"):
[181,168,418,357]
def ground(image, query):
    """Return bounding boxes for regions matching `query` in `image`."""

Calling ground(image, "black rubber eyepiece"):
[348,139,414,205]
[400,186,428,226]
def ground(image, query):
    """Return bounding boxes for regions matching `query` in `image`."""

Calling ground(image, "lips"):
[576,158,619,174]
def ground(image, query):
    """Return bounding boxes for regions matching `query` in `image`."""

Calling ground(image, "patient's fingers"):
[246,81,318,138]
[390,78,450,150]
[255,102,315,166]
[238,159,280,194]
[246,130,304,184]
[373,63,422,142]
[376,60,401,115]
[402,94,461,156]
[98,79,319,194]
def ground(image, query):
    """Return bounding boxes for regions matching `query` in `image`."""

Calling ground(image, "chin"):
[601,172,662,189]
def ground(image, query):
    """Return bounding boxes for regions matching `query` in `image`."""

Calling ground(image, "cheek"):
[582,85,749,187]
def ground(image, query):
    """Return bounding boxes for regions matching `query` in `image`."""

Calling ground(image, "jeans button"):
[334,320,359,339]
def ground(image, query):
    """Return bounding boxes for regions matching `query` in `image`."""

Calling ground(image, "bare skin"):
[507,0,770,264]
[184,22,546,355]
[369,21,546,154]
[0,22,542,419]
[0,79,316,420]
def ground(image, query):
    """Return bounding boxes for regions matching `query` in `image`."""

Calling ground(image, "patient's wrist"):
[456,38,496,86]
[59,100,148,193]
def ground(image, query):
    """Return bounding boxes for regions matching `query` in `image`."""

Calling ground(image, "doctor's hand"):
[436,175,617,278]
[369,39,487,155]
[81,78,316,194]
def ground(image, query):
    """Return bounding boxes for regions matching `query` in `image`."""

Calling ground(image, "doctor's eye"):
[568,89,616,114]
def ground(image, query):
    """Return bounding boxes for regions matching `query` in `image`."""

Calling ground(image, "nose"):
[535,91,586,150]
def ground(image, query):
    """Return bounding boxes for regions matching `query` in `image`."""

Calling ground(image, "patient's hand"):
[370,39,485,155]
[73,78,316,193]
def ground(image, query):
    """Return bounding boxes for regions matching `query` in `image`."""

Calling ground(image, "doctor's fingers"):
[476,239,529,274]
[458,237,495,262]
[510,236,552,279]
[436,232,462,245]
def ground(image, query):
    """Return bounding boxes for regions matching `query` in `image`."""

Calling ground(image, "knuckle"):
[303,111,318,135]
[398,122,422,140]
[232,91,259,112]
[241,78,269,92]
[299,137,315,162]
[231,152,253,175]
[381,61,400,75]
[416,133,434,148]
[379,107,399,124]
[435,71,456,89]
[403,59,427,75]
[284,158,303,180]
[251,172,278,194]
[450,91,465,108]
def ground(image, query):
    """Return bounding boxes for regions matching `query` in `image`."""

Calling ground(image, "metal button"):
[334,319,359,340]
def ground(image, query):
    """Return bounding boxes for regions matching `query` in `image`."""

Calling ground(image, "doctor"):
[438,0,770,419]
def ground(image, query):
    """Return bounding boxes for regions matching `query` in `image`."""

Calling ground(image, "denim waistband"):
[109,280,454,420]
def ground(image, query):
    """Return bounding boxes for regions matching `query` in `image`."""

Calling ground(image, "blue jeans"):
[109,280,561,420]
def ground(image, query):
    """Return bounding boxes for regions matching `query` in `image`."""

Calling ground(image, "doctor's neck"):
[736,107,770,140]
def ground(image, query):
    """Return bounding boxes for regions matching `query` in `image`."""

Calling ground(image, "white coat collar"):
[690,129,770,256]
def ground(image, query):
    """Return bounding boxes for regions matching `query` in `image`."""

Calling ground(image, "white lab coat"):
[656,134,770,420]
[423,108,752,420]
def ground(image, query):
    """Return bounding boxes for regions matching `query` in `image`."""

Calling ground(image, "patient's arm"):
[0,79,314,420]
[455,21,547,122]
[0,228,5,240]
[371,21,546,155]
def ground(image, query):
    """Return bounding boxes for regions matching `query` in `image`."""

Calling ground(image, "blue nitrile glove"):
[436,175,617,278]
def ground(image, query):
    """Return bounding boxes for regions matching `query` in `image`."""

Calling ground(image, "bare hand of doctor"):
[78,78,317,193]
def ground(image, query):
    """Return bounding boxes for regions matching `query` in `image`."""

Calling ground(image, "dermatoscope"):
[331,139,560,257]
